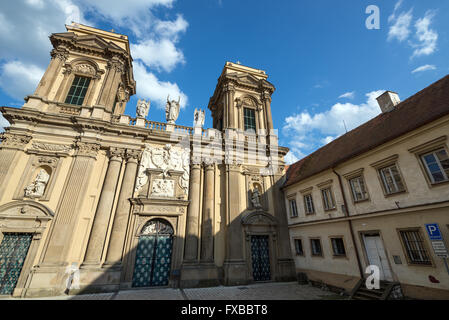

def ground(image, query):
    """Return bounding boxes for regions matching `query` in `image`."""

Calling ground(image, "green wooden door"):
[0,233,33,295]
[132,220,173,288]
[251,235,271,282]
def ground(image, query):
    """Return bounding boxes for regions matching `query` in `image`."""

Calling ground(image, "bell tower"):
[208,62,275,134]
[23,23,136,120]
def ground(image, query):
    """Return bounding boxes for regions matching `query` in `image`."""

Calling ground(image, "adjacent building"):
[283,76,449,299]
[0,23,295,298]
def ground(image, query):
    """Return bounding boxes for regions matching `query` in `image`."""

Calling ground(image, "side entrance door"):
[0,233,33,295]
[250,235,271,282]
[363,234,393,282]
[132,220,173,288]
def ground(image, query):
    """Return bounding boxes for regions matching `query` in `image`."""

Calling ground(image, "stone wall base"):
[180,263,221,288]
[223,260,249,286]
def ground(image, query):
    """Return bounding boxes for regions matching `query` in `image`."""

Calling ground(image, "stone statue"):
[25,169,50,198]
[166,95,181,124]
[194,108,205,128]
[251,187,262,209]
[136,99,150,118]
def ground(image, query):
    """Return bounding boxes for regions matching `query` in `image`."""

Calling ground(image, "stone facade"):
[0,23,295,297]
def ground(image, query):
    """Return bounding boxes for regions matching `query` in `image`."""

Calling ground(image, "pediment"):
[0,201,54,219]
[242,210,277,226]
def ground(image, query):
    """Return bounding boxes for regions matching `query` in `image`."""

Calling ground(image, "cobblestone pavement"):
[1,282,344,300]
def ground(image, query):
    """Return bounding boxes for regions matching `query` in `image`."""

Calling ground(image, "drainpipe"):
[333,168,364,279]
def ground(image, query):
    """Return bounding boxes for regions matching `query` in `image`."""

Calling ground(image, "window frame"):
[303,194,315,215]
[64,75,92,106]
[294,238,304,256]
[378,164,406,195]
[310,238,323,257]
[349,175,370,203]
[420,148,449,184]
[397,228,434,267]
[243,107,257,132]
[371,155,408,197]
[321,187,336,211]
[330,237,347,258]
[289,199,299,218]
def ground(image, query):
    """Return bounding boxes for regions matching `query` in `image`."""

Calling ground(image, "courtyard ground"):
[1,282,346,300]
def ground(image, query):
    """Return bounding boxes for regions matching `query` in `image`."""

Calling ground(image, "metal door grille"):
[132,220,173,288]
[0,233,33,295]
[250,235,271,282]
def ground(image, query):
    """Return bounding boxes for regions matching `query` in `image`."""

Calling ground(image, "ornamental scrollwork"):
[0,133,32,149]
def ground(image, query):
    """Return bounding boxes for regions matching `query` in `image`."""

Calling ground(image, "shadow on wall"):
[38,172,294,298]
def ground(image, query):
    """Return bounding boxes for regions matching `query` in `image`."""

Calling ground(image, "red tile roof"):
[284,74,449,189]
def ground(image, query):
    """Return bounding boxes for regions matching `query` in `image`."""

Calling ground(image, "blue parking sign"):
[426,224,443,241]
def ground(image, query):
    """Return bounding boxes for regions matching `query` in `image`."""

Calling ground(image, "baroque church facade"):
[0,23,295,297]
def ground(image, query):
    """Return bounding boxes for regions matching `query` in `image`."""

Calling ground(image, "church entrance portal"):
[132,219,174,288]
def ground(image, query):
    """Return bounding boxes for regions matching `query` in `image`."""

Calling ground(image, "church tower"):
[23,23,136,120]
[208,62,275,133]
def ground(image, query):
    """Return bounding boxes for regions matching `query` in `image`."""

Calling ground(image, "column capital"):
[261,91,272,102]
[50,48,69,62]
[223,82,236,93]
[125,149,141,163]
[108,147,125,161]
[75,142,101,158]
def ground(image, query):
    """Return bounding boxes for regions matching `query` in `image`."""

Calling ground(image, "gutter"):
[333,168,364,279]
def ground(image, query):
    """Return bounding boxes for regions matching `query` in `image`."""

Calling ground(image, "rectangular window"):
[421,148,449,184]
[310,239,322,256]
[321,188,335,210]
[379,164,405,195]
[65,76,91,106]
[294,239,304,256]
[304,194,315,215]
[289,199,298,218]
[243,108,256,132]
[399,229,432,265]
[349,176,369,202]
[331,238,346,256]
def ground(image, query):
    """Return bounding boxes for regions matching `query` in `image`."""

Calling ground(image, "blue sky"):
[0,0,448,164]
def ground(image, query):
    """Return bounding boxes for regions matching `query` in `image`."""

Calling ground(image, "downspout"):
[333,168,364,279]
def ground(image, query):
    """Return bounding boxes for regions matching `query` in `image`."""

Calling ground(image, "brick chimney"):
[376,91,401,113]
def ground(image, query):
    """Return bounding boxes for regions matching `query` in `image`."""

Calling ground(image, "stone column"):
[262,92,273,131]
[81,148,124,268]
[184,163,202,262]
[224,84,235,129]
[34,48,68,99]
[200,163,215,263]
[97,59,124,111]
[103,149,140,268]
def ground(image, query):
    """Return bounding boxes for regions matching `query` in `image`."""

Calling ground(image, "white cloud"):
[0,114,10,131]
[411,64,436,74]
[133,61,187,109]
[338,91,355,99]
[0,61,45,100]
[132,38,186,73]
[411,11,438,57]
[283,90,384,162]
[388,8,413,42]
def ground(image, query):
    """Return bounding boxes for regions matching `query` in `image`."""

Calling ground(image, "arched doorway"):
[132,219,174,288]
[0,201,53,296]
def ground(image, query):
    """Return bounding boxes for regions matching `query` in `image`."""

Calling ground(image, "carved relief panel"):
[135,143,190,200]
